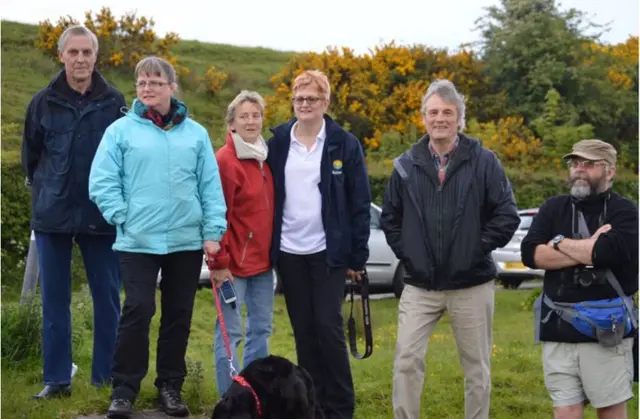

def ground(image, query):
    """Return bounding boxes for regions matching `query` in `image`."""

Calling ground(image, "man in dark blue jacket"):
[380,79,519,419]
[267,70,371,419]
[21,25,126,400]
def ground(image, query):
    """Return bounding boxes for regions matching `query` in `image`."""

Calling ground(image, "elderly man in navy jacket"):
[21,25,126,400]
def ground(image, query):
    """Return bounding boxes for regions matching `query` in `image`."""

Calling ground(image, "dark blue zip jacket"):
[267,115,372,270]
[21,70,126,235]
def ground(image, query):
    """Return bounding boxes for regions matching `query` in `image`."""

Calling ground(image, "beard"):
[569,175,602,199]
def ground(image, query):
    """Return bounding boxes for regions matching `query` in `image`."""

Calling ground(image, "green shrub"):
[521,288,542,311]
[1,287,92,370]
[1,301,43,368]
[184,359,207,412]
[1,162,32,290]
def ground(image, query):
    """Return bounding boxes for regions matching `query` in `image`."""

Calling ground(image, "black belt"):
[346,269,373,359]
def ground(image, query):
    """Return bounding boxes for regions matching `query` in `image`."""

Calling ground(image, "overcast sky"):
[2,0,638,54]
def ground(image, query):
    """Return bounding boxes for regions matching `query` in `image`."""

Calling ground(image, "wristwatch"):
[551,234,565,250]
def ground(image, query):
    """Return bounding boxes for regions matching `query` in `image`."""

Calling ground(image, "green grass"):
[2,288,637,418]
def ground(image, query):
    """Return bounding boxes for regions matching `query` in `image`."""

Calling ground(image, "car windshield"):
[518,215,535,231]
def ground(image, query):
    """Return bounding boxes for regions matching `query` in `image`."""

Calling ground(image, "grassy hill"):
[1,20,295,162]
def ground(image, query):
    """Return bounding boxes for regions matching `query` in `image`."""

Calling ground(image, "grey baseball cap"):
[562,139,617,166]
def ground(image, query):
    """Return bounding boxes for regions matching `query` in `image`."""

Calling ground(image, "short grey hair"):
[135,56,177,85]
[58,25,99,53]
[420,79,466,131]
[225,90,265,124]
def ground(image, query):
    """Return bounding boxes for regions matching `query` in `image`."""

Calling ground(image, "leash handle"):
[347,269,373,359]
[209,268,237,378]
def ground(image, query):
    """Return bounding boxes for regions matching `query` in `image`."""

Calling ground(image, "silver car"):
[368,203,405,297]
[491,208,544,288]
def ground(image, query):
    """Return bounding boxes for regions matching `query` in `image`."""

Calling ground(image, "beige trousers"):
[393,281,495,419]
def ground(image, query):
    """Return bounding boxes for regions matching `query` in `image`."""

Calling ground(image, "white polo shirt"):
[280,121,327,254]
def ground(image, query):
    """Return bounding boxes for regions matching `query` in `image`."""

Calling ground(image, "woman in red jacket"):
[210,90,275,397]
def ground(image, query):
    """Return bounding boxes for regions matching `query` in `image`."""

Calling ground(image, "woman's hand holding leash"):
[211,269,234,288]
[204,240,221,257]
[346,269,363,282]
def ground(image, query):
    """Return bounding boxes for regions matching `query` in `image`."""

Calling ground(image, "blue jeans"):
[214,270,274,397]
[35,233,121,386]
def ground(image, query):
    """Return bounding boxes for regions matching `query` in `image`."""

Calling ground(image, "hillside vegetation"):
[1,19,295,159]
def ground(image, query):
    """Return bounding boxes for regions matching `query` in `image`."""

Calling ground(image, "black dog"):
[211,355,316,419]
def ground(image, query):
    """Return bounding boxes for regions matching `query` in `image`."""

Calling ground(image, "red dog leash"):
[207,257,263,417]
[207,258,237,379]
[233,375,263,417]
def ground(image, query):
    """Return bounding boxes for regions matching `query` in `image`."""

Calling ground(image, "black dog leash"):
[346,269,373,359]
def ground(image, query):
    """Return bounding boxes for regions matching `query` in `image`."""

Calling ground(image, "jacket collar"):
[271,114,343,146]
[47,69,109,100]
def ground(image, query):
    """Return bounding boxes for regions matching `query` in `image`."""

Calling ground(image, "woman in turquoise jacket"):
[89,56,227,419]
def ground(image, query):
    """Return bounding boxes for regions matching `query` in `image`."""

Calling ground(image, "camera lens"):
[578,270,596,287]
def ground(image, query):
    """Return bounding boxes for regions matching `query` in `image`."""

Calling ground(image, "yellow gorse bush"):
[201,65,229,97]
[264,42,544,169]
[465,117,546,169]
[37,7,187,77]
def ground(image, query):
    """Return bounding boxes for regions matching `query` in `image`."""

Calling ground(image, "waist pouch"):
[542,295,633,347]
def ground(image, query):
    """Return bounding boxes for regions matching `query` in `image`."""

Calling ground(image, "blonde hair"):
[292,70,330,100]
[225,90,265,124]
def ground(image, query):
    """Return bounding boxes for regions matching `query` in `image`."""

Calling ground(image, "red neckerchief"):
[233,375,263,417]
[141,101,185,130]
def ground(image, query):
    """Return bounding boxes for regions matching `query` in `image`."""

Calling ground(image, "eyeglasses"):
[135,80,169,89]
[292,96,322,105]
[567,159,608,169]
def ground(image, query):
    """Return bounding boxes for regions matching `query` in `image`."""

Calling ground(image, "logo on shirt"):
[332,160,343,175]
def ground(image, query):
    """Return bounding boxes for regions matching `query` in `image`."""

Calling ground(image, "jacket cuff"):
[111,208,127,226]
[349,258,366,272]
[210,253,230,270]
[203,228,225,242]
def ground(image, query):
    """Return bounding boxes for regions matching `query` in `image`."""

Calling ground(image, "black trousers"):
[277,250,354,419]
[110,250,203,402]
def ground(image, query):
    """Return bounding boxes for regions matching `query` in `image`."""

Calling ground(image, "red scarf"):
[141,101,185,130]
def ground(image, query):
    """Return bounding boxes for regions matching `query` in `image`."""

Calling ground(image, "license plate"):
[505,262,526,270]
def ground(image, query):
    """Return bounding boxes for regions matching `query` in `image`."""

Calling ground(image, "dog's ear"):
[211,384,257,419]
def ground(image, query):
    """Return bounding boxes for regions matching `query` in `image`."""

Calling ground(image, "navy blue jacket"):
[267,115,372,270]
[21,70,126,235]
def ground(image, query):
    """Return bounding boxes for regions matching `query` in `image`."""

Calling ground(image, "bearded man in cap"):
[521,139,638,419]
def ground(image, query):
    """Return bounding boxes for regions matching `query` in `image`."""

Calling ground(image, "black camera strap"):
[346,269,373,359]
[574,206,638,330]
[571,199,606,239]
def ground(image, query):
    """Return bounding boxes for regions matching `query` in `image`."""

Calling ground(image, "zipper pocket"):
[239,232,253,266]
[260,163,270,210]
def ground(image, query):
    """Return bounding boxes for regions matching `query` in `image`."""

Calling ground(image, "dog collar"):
[233,375,263,417]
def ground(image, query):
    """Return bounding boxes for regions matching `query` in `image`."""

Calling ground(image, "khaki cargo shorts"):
[542,338,634,408]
